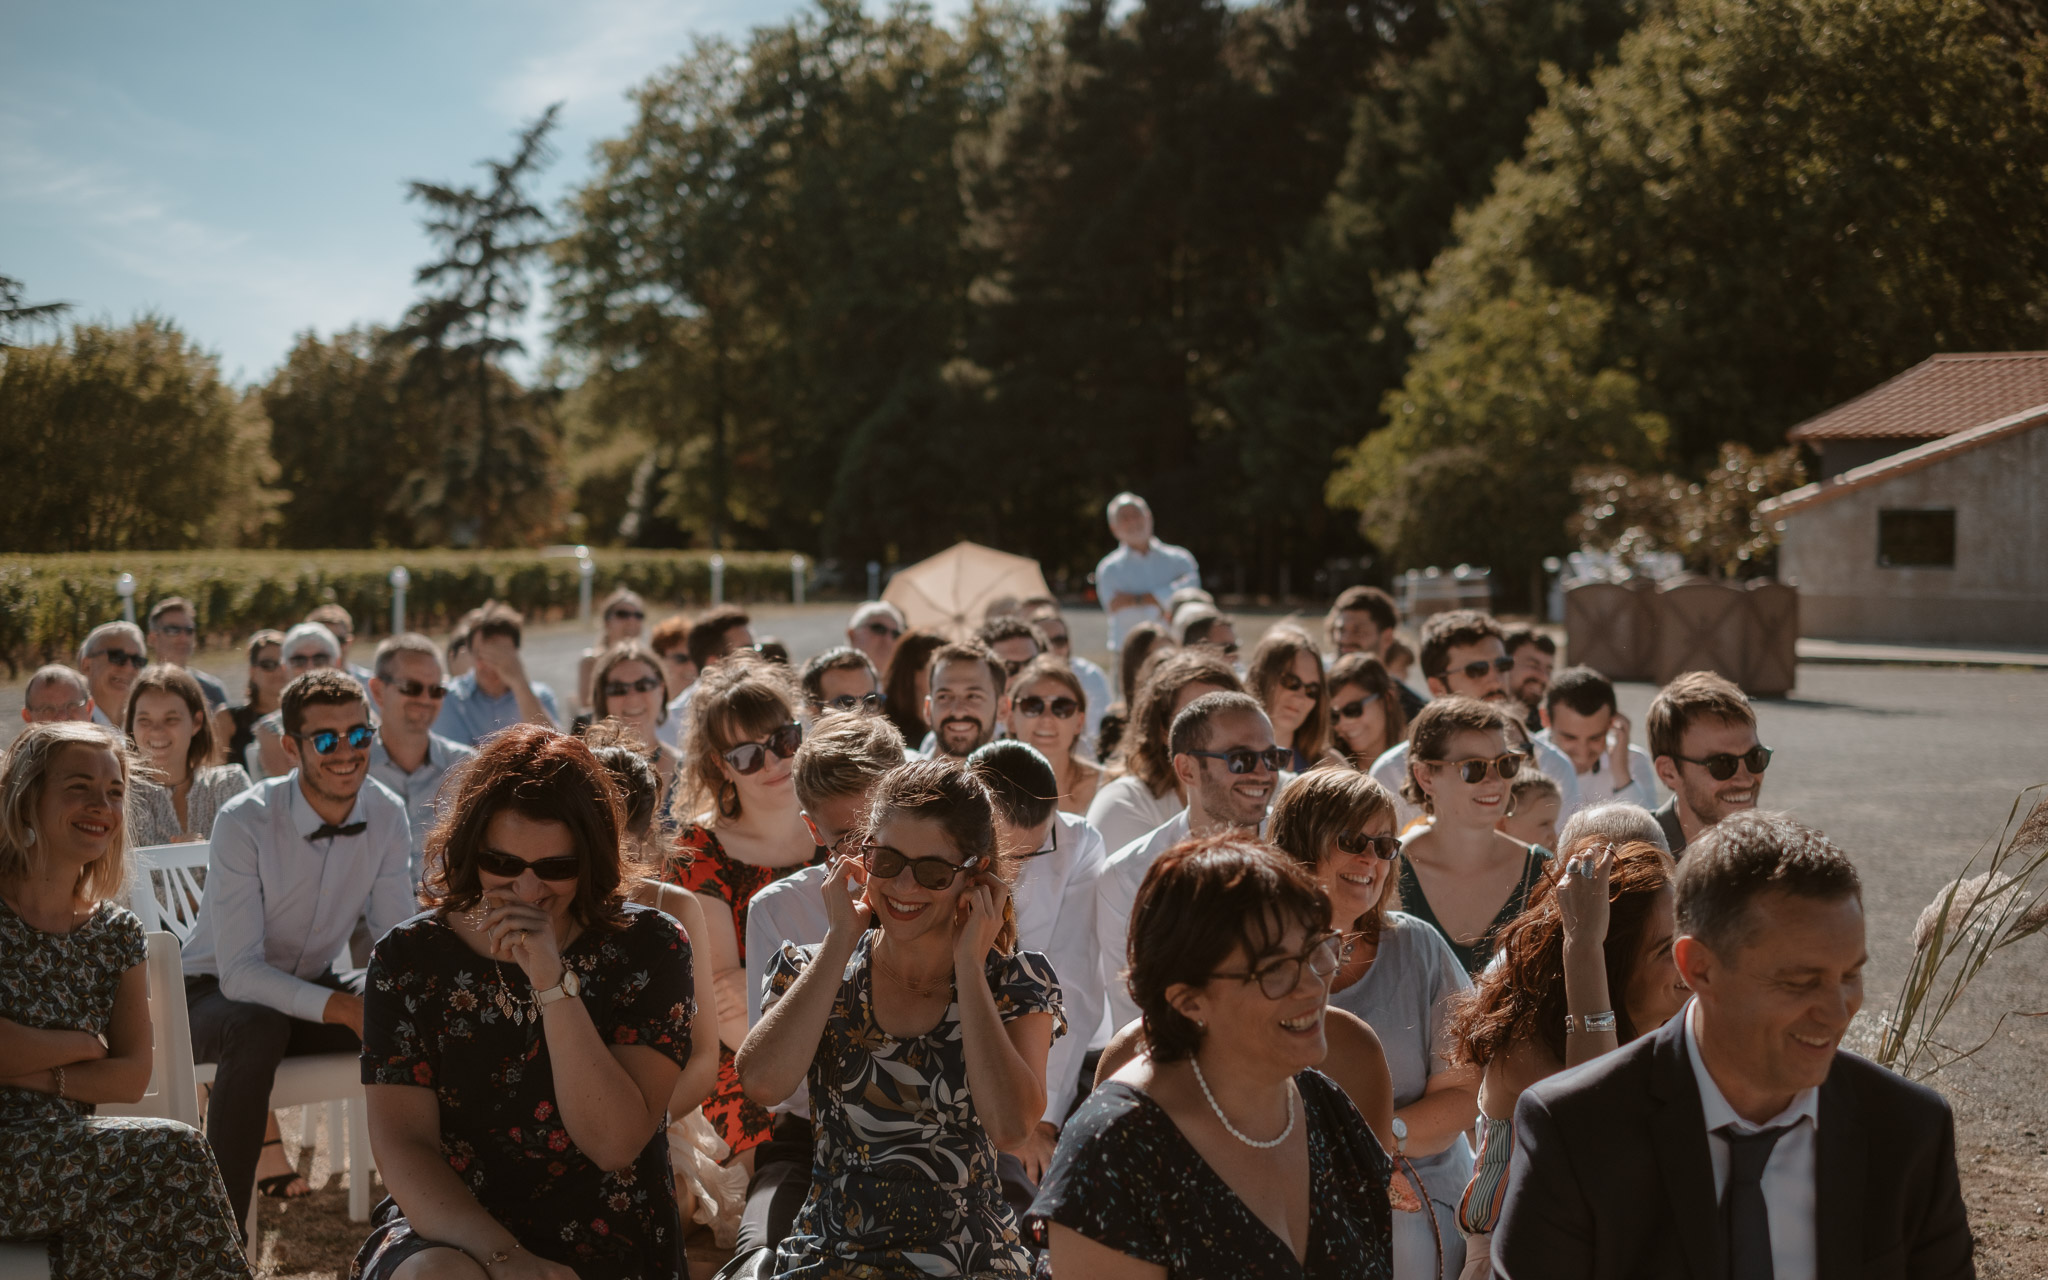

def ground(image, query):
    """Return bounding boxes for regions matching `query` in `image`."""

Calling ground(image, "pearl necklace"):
[1190,1056,1296,1149]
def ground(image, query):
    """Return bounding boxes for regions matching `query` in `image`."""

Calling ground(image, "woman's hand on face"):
[822,855,873,949]
[482,893,565,989]
[1556,844,1615,947]
[953,875,1010,972]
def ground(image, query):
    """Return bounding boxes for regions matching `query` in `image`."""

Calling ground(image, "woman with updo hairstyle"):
[659,651,817,1167]
[1029,837,1391,1278]
[737,760,1063,1279]
[1269,768,1479,1280]
[587,640,682,800]
[1325,652,1409,771]
[1002,654,1102,816]
[0,722,251,1276]
[354,724,697,1280]
[1443,838,1686,1280]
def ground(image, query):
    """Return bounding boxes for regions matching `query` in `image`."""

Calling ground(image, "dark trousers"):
[186,970,363,1234]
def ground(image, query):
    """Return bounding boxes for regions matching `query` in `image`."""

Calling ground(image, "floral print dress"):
[763,933,1066,1280]
[0,897,251,1279]
[352,904,696,1280]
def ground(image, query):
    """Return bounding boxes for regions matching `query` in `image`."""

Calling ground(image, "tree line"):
[6,0,2047,603]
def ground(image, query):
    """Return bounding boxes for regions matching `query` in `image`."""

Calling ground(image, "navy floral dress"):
[1027,1071,1394,1279]
[763,933,1065,1279]
[352,905,696,1280]
[0,897,250,1278]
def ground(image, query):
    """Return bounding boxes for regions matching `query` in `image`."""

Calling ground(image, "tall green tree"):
[263,327,429,548]
[391,107,564,547]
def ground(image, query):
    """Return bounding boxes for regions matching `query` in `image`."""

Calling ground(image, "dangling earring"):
[717,781,741,820]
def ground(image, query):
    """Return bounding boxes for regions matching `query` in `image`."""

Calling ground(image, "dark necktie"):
[309,821,367,841]
[1719,1122,1794,1280]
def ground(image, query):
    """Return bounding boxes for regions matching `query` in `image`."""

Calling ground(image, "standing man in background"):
[1094,492,1199,652]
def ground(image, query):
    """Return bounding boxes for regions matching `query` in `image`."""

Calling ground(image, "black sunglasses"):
[1428,752,1525,784]
[862,842,983,890]
[252,656,283,672]
[820,692,886,713]
[476,848,581,882]
[294,724,373,755]
[608,608,645,622]
[1333,693,1382,720]
[864,622,903,641]
[1276,671,1323,700]
[1450,655,1515,682]
[287,652,334,669]
[1013,694,1080,720]
[152,623,196,637]
[92,650,148,669]
[1336,831,1400,861]
[604,676,663,698]
[390,678,448,699]
[723,722,804,774]
[1186,746,1290,775]
[1674,744,1773,780]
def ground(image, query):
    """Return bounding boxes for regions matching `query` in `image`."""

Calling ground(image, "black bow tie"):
[308,821,367,841]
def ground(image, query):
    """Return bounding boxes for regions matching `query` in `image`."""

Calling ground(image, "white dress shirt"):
[1094,538,1200,651]
[745,862,833,1120]
[1013,811,1107,1124]
[181,772,416,1022]
[1534,731,1661,811]
[658,684,696,751]
[1685,1000,1820,1280]
[369,731,478,885]
[1095,810,1193,1036]
[1369,736,1582,833]
[1085,773,1184,862]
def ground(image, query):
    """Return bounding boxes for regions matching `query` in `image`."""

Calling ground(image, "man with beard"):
[1325,584,1426,721]
[1502,625,1557,734]
[921,641,1007,760]
[366,633,476,886]
[1370,610,1580,829]
[1095,691,1283,1032]
[1647,671,1772,855]
[182,669,414,1234]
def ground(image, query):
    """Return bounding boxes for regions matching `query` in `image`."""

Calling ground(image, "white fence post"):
[116,572,136,624]
[577,547,594,625]
[389,565,410,635]
[791,555,807,606]
[710,555,726,606]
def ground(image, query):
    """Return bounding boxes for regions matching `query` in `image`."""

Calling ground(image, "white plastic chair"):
[126,843,378,1225]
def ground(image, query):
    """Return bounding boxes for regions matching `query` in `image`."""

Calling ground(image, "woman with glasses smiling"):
[1246,628,1339,774]
[576,587,648,717]
[1397,699,1554,977]
[658,653,820,1173]
[1326,653,1410,772]
[736,760,1063,1280]
[1270,768,1478,1280]
[1003,655,1102,816]
[587,641,681,801]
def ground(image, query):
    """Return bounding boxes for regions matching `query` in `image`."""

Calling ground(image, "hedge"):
[0,549,806,674]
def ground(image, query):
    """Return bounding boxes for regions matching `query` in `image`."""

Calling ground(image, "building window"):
[1877,508,1956,568]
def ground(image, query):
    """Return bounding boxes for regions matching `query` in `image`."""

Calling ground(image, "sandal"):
[256,1139,313,1200]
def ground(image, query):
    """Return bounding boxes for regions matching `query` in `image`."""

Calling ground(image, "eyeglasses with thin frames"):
[1212,931,1349,1000]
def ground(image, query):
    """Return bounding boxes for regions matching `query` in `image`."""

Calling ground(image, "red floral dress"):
[660,824,822,1158]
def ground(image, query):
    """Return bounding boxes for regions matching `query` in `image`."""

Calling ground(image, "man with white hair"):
[77,621,148,730]
[1094,492,1200,652]
[1554,801,1671,857]
[845,600,905,677]
[20,664,94,724]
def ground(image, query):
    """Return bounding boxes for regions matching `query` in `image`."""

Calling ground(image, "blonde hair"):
[0,722,136,905]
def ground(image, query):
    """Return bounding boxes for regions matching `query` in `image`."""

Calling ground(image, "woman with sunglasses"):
[221,629,287,773]
[577,588,648,716]
[736,760,1062,1279]
[1246,628,1337,774]
[1398,698,1553,975]
[588,641,682,801]
[129,663,252,847]
[1003,656,1102,816]
[1326,653,1410,772]
[1270,768,1478,1280]
[660,653,819,1171]
[354,724,697,1280]
[1029,836,1391,1278]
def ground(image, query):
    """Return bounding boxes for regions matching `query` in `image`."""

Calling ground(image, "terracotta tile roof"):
[1760,401,2048,518]
[1786,352,2048,441]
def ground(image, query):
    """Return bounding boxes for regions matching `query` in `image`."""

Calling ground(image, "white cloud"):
[491,0,717,127]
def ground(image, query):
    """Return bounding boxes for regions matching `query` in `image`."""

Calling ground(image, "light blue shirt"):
[431,670,561,747]
[1094,537,1200,650]
[368,731,477,884]
[180,772,415,1022]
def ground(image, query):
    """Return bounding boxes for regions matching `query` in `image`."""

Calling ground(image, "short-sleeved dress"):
[659,824,823,1157]
[1327,911,1474,1280]
[0,897,251,1278]
[132,764,253,847]
[1027,1070,1392,1278]
[352,905,696,1280]
[763,934,1065,1279]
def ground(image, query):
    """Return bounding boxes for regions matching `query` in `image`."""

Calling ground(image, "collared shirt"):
[1533,731,1661,811]
[1067,653,1113,755]
[1015,810,1108,1124]
[181,772,416,1022]
[91,705,115,729]
[1094,537,1200,650]
[430,670,561,747]
[1096,810,1193,1036]
[1684,1000,1821,1280]
[369,731,477,884]
[1084,773,1185,861]
[1369,735,1583,833]
[745,861,833,1120]
[186,666,230,712]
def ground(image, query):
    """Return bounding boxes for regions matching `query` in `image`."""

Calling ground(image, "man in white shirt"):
[431,603,561,746]
[367,633,477,886]
[660,604,754,749]
[1537,666,1660,811]
[1098,691,1281,1033]
[1369,610,1580,830]
[1094,492,1200,652]
[77,620,146,730]
[1019,597,1113,753]
[183,669,415,1233]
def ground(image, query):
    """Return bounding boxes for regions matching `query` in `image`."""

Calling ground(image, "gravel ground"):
[7,604,2045,1273]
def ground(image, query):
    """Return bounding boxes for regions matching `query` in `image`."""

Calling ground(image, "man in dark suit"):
[1493,812,1972,1280]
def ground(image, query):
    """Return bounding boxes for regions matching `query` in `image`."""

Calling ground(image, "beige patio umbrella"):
[883,542,1052,640]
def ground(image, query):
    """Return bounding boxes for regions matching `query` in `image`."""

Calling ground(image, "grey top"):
[131,763,252,847]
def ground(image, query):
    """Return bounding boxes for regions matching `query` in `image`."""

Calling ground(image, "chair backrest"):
[128,842,212,943]
[94,930,201,1129]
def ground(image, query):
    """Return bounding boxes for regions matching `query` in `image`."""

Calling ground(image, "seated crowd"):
[0,497,1969,1279]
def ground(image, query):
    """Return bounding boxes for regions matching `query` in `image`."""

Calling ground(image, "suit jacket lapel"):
[1648,1019,1725,1280]
[1814,1064,1865,1280]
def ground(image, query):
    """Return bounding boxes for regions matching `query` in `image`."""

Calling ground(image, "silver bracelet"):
[1563,1011,1618,1034]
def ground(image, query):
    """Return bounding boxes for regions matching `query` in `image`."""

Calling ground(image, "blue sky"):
[1,0,866,385]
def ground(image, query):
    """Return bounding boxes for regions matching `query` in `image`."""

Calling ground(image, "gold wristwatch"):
[535,969,582,1008]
